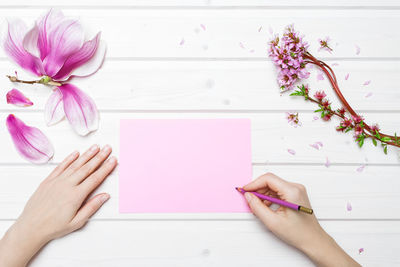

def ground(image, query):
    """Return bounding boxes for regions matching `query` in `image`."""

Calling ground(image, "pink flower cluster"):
[269,25,310,91]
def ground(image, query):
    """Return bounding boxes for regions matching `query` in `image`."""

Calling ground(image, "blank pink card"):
[119,118,252,213]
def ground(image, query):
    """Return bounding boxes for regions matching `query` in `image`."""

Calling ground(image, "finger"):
[64,145,100,176]
[70,193,110,231]
[243,173,289,193]
[73,145,112,184]
[79,156,117,195]
[47,150,80,179]
[245,193,277,228]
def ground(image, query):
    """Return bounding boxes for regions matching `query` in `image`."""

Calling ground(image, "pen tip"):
[235,187,244,193]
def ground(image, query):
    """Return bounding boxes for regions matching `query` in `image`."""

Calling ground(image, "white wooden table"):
[1,1,400,266]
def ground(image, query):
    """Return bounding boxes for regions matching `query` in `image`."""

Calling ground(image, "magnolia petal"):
[44,88,65,126]
[54,33,106,80]
[22,24,40,58]
[42,19,84,77]
[6,114,54,164]
[2,19,43,76]
[58,84,99,136]
[37,9,66,61]
[6,88,34,107]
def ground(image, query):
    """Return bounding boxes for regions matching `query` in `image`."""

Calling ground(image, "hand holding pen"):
[240,173,360,267]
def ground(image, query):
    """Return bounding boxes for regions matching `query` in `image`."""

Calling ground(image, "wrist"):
[0,221,49,267]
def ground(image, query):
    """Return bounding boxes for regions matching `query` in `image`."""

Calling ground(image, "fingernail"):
[70,150,79,157]
[102,145,111,153]
[90,144,99,152]
[245,192,253,202]
[108,156,117,164]
[100,194,110,203]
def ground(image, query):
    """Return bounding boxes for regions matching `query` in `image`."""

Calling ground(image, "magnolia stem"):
[6,75,62,87]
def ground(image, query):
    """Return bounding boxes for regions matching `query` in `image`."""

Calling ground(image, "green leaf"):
[314,109,323,113]
[372,138,377,146]
[381,137,392,142]
[384,145,388,154]
[345,128,352,133]
[359,138,364,147]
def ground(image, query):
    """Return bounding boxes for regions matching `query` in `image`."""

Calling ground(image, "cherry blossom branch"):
[268,25,399,153]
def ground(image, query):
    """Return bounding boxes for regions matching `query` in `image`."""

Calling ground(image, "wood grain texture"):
[0,112,399,164]
[1,60,399,111]
[0,9,400,59]
[1,165,400,220]
[0,220,399,267]
[0,3,399,266]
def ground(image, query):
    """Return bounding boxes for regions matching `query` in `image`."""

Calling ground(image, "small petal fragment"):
[58,84,99,136]
[6,89,33,107]
[287,149,296,155]
[324,157,331,168]
[44,88,65,126]
[346,202,352,211]
[6,114,54,164]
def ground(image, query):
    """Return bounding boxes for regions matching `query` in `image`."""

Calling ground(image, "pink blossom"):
[314,91,326,101]
[6,88,33,107]
[370,124,380,134]
[352,115,364,124]
[286,112,301,127]
[268,25,309,90]
[287,149,296,155]
[318,37,333,53]
[3,9,105,136]
[6,114,54,164]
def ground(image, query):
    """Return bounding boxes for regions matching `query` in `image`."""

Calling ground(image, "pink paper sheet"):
[119,119,252,213]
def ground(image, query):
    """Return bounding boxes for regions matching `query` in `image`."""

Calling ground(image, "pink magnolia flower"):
[6,88,33,107]
[6,114,54,164]
[3,9,105,136]
[314,91,326,101]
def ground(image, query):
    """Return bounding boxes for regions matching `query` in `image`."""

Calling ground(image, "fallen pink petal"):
[268,26,273,34]
[365,92,373,98]
[258,26,262,32]
[316,141,323,147]
[324,157,331,168]
[287,149,296,155]
[317,72,324,81]
[200,24,206,31]
[6,114,54,164]
[313,116,319,121]
[358,248,364,255]
[44,89,65,126]
[356,165,365,172]
[345,73,350,80]
[179,38,185,45]
[6,88,34,107]
[355,45,361,55]
[310,142,323,150]
[239,42,245,49]
[346,202,352,211]
[363,80,371,86]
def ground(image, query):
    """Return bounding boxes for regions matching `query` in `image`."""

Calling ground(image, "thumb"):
[245,192,277,228]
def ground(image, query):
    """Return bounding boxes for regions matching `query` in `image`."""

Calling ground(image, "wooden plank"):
[1,0,399,7]
[0,220,399,266]
[1,165,400,220]
[0,112,399,164]
[1,60,399,111]
[0,9,399,58]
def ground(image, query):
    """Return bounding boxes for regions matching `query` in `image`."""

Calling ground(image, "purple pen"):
[236,187,313,215]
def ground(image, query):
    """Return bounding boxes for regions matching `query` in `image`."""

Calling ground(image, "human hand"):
[0,144,117,267]
[243,173,360,267]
